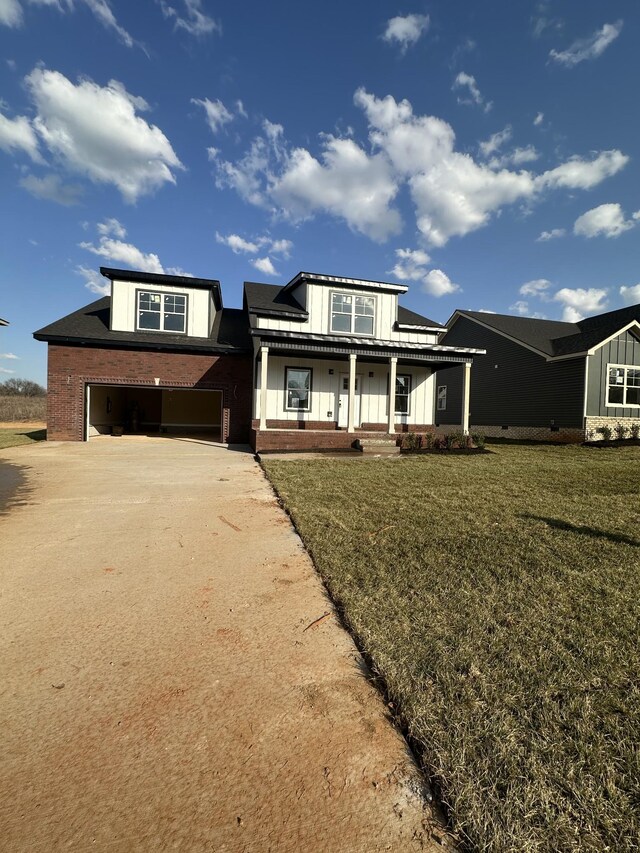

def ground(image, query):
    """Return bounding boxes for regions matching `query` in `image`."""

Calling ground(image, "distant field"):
[0,395,46,423]
[263,445,640,853]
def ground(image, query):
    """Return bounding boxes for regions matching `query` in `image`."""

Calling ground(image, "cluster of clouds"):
[538,203,640,242]
[0,68,183,203]
[0,351,19,375]
[388,249,459,298]
[549,21,623,67]
[508,275,640,323]
[0,0,218,43]
[76,218,192,293]
[212,87,628,256]
[215,231,293,277]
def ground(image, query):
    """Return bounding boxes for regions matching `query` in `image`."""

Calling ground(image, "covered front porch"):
[251,338,474,453]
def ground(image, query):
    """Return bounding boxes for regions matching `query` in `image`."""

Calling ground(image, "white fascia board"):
[585,320,640,356]
[285,271,408,294]
[396,323,444,333]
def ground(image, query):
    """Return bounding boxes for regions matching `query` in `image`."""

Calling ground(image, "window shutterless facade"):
[607,364,640,407]
[285,367,312,411]
[137,290,187,333]
[330,292,375,335]
[395,374,412,415]
[437,385,447,410]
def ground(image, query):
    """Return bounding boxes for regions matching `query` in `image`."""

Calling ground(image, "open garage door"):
[87,385,223,441]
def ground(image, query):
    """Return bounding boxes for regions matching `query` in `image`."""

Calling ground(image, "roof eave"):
[100,267,223,310]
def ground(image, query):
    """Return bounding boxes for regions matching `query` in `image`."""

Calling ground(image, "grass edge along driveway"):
[262,444,640,853]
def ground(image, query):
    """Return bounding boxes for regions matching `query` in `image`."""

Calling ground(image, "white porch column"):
[259,346,269,430]
[347,353,357,433]
[462,360,471,435]
[388,356,397,434]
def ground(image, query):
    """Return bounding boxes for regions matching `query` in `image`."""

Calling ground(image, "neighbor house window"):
[437,385,447,410]
[330,292,375,335]
[137,291,187,333]
[395,374,412,415]
[607,365,640,406]
[285,367,312,411]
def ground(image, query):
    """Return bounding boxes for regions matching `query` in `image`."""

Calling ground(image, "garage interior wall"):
[89,385,222,435]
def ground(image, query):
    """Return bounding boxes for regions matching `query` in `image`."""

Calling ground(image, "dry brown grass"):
[263,445,640,853]
[0,395,46,423]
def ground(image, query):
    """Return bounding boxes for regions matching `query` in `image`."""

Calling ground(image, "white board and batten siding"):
[256,355,435,426]
[110,279,214,338]
[256,283,439,345]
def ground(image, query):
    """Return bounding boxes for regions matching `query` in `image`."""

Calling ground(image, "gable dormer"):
[101,267,222,339]
[245,271,444,343]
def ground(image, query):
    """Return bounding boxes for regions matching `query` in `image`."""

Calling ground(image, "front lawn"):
[0,428,47,449]
[263,445,640,853]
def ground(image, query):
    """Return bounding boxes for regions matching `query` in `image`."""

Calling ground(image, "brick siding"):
[585,415,640,440]
[46,344,253,443]
[470,423,585,443]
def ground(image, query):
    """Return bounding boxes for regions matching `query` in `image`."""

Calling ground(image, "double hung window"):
[437,385,447,411]
[285,367,312,411]
[137,291,187,333]
[330,292,375,335]
[395,374,412,415]
[607,365,640,406]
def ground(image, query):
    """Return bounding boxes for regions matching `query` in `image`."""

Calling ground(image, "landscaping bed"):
[263,444,640,853]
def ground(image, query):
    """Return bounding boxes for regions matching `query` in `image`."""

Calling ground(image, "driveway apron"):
[0,439,445,852]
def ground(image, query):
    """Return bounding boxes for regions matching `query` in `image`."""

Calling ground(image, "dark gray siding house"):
[437,305,640,441]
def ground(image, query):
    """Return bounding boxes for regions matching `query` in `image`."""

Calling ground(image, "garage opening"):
[87,385,223,441]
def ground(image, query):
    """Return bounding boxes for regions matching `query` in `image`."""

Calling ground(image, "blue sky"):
[1,0,638,383]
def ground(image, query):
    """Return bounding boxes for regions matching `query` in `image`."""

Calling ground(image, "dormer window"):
[137,291,187,333]
[330,292,375,336]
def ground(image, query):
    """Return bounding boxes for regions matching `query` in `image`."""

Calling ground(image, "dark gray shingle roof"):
[397,305,442,328]
[243,282,307,317]
[34,297,251,352]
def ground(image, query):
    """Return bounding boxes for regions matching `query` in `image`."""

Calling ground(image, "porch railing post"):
[259,346,269,431]
[462,360,471,435]
[347,353,357,433]
[388,356,397,434]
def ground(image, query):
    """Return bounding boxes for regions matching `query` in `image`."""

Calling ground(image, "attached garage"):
[87,384,223,440]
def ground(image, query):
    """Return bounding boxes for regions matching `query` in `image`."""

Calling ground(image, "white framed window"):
[137,290,187,333]
[395,374,412,415]
[330,292,375,336]
[285,367,312,411]
[607,364,640,407]
[437,385,447,410]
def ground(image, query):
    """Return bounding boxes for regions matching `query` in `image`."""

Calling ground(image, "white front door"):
[338,373,362,428]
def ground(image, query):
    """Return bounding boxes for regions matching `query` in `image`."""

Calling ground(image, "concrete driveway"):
[0,438,447,852]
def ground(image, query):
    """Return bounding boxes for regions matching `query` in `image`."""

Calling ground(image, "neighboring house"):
[33,267,483,450]
[244,271,483,451]
[437,305,640,441]
[33,268,253,443]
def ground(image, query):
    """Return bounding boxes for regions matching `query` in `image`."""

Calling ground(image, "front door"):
[338,374,362,428]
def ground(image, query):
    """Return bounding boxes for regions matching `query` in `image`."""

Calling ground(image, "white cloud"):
[165,266,193,277]
[215,87,629,249]
[76,265,109,294]
[0,111,43,161]
[80,236,164,273]
[0,352,19,359]
[479,126,512,159]
[19,171,83,204]
[550,20,623,67]
[534,112,544,126]
[215,232,259,254]
[192,97,233,133]
[452,72,492,112]
[158,0,220,37]
[0,0,22,26]
[509,300,530,315]
[97,217,126,239]
[573,203,635,239]
[25,68,182,202]
[0,367,16,374]
[489,145,540,169]
[251,256,277,277]
[535,150,628,191]
[382,13,429,52]
[620,285,640,304]
[269,238,293,257]
[389,247,431,281]
[80,0,134,48]
[537,228,565,242]
[553,287,608,322]
[422,269,460,297]
[520,279,552,299]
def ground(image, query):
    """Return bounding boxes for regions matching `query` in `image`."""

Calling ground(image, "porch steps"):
[360,436,401,456]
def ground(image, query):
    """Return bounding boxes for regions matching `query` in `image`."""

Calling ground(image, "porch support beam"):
[259,346,269,431]
[462,360,471,435]
[347,353,357,433]
[388,356,397,434]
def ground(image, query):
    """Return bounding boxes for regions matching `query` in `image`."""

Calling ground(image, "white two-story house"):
[244,271,483,451]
